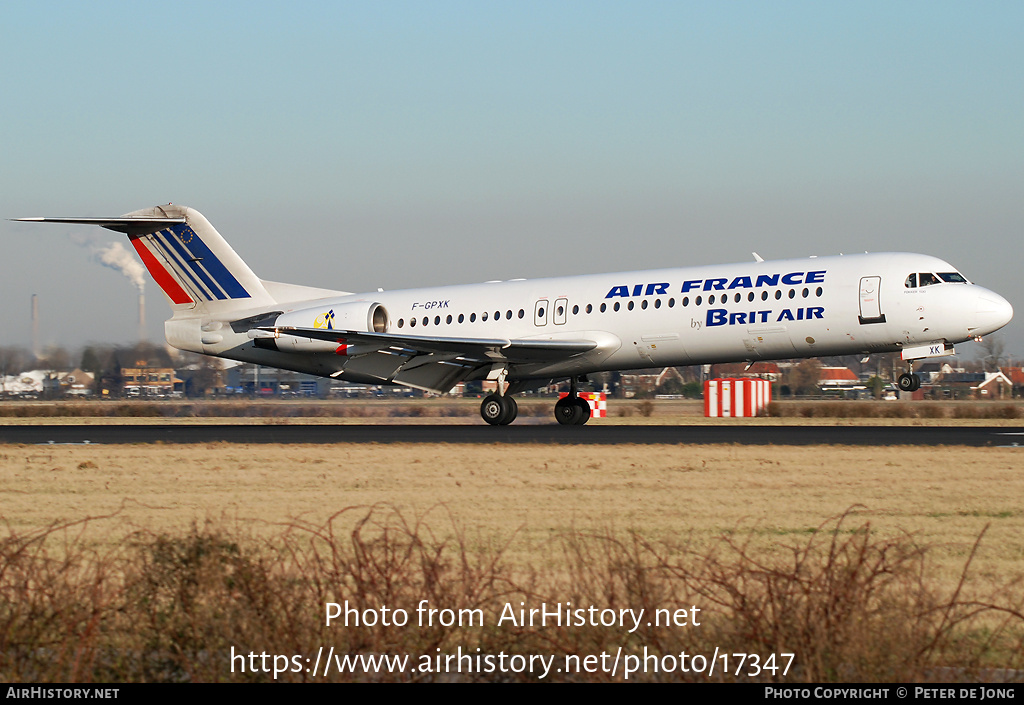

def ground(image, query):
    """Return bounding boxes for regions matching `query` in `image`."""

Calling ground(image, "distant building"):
[223,363,331,396]
[0,369,95,397]
[817,366,862,390]
[0,370,47,396]
[934,371,1013,399]
[916,361,962,383]
[1000,367,1024,397]
[57,369,95,396]
[709,362,781,381]
[121,363,182,396]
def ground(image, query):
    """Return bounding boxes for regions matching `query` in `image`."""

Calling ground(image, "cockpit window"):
[907,271,968,288]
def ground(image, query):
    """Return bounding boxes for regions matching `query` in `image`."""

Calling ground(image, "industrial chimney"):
[138,291,147,341]
[31,294,40,358]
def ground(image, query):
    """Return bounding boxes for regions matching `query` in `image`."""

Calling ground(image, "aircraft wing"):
[263,326,597,358]
[12,216,185,237]
[257,325,599,393]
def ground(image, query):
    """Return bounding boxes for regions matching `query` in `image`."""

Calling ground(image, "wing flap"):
[392,355,480,392]
[257,325,600,393]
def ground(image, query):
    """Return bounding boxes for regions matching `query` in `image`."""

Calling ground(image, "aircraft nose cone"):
[975,290,1014,335]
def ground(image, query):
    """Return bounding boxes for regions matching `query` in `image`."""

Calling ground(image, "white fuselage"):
[190,251,1013,388]
[23,206,1011,397]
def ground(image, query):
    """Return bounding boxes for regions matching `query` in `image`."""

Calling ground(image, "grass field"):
[3,442,1022,580]
[2,433,1023,681]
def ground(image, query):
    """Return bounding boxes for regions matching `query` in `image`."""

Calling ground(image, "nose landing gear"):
[897,373,921,392]
[897,360,922,392]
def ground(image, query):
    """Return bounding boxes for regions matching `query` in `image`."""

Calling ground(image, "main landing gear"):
[477,374,592,426]
[897,360,922,392]
[480,394,518,426]
[480,367,518,426]
[554,376,591,426]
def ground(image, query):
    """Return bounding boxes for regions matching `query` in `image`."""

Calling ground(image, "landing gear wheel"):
[481,394,518,425]
[481,395,505,425]
[503,396,518,424]
[573,396,591,425]
[897,373,921,392]
[554,396,584,425]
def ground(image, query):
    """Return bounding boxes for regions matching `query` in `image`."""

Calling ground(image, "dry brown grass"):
[2,506,1022,682]
[3,442,1024,682]
[2,443,1023,588]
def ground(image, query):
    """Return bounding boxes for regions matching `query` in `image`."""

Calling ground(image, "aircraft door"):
[553,298,568,325]
[534,300,548,326]
[858,276,886,324]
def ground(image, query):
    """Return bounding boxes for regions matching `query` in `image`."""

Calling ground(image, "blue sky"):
[3,1,1022,359]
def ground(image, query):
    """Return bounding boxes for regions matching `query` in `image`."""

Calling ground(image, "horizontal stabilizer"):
[13,216,186,237]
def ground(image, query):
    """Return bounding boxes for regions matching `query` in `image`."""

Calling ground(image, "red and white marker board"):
[558,392,608,418]
[704,379,772,417]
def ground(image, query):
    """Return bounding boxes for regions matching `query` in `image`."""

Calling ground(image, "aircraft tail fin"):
[17,204,275,312]
[122,204,273,311]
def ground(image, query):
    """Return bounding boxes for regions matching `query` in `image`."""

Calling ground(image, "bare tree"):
[177,351,223,398]
[786,358,823,396]
[0,346,35,376]
[39,345,72,373]
[977,334,1006,372]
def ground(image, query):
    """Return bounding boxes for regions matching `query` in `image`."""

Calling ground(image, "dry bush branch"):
[1,506,1022,682]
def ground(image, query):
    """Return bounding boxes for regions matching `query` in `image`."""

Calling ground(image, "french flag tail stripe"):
[130,238,194,305]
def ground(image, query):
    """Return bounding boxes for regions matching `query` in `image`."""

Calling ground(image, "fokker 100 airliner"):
[17,204,1013,425]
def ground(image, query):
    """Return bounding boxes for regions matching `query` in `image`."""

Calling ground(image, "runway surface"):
[2,424,1023,446]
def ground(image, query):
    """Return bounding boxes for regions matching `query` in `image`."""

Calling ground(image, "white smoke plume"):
[95,241,146,293]
[71,233,147,292]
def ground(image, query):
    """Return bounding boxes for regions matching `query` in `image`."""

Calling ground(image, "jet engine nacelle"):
[254,301,389,354]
